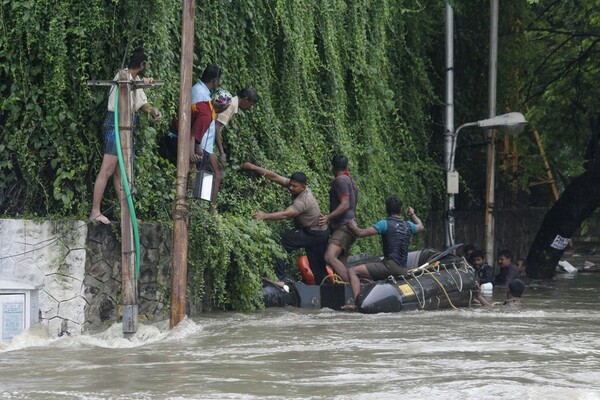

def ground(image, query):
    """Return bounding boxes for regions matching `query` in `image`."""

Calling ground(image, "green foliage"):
[451,0,600,207]
[188,208,284,311]
[523,0,600,179]
[0,0,182,217]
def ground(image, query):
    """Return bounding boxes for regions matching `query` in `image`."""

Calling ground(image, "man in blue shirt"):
[191,65,221,103]
[346,196,425,305]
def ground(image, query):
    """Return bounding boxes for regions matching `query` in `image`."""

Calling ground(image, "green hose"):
[114,85,141,280]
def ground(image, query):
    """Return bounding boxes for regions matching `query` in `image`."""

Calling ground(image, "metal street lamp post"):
[445,112,527,251]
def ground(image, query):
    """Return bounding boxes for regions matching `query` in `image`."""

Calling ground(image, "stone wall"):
[84,222,172,332]
[0,219,172,337]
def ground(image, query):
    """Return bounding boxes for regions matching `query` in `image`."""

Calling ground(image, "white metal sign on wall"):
[1,294,25,341]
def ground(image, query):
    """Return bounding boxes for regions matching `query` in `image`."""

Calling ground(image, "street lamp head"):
[476,112,527,135]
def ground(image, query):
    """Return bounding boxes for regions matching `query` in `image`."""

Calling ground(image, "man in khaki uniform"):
[242,162,329,284]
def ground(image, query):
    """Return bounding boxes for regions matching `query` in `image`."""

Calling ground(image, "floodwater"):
[1,273,600,400]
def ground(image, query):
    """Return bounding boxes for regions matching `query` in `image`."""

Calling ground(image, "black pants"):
[276,228,330,285]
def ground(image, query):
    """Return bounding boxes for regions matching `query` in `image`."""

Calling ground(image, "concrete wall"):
[0,219,172,337]
[0,219,88,337]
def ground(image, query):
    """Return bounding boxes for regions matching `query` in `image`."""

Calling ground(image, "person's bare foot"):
[89,212,110,224]
[341,304,357,312]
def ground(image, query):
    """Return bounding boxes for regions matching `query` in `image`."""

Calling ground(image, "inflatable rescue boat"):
[262,247,477,314]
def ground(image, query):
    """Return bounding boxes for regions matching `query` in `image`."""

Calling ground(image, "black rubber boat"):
[262,247,477,313]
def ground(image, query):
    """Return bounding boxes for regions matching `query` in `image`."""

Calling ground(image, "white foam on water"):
[0,317,203,353]
[75,317,204,349]
[0,322,55,353]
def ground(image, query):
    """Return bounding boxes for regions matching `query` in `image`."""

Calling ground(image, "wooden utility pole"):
[118,70,138,335]
[170,0,196,329]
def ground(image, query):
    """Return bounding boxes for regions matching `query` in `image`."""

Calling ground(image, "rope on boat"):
[446,262,462,292]
[324,273,348,285]
[455,263,464,292]
[401,274,426,309]
[423,269,458,310]
[397,258,475,310]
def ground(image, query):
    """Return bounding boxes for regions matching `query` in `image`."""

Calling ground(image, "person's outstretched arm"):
[253,206,299,221]
[140,102,162,121]
[477,292,493,307]
[475,282,493,307]
[242,162,289,187]
[347,219,378,238]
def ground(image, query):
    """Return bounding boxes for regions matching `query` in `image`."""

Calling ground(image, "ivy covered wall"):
[1,0,461,310]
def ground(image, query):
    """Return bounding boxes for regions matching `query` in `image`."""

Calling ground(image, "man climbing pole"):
[89,48,162,224]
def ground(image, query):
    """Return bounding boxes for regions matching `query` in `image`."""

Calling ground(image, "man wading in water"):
[476,279,526,307]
